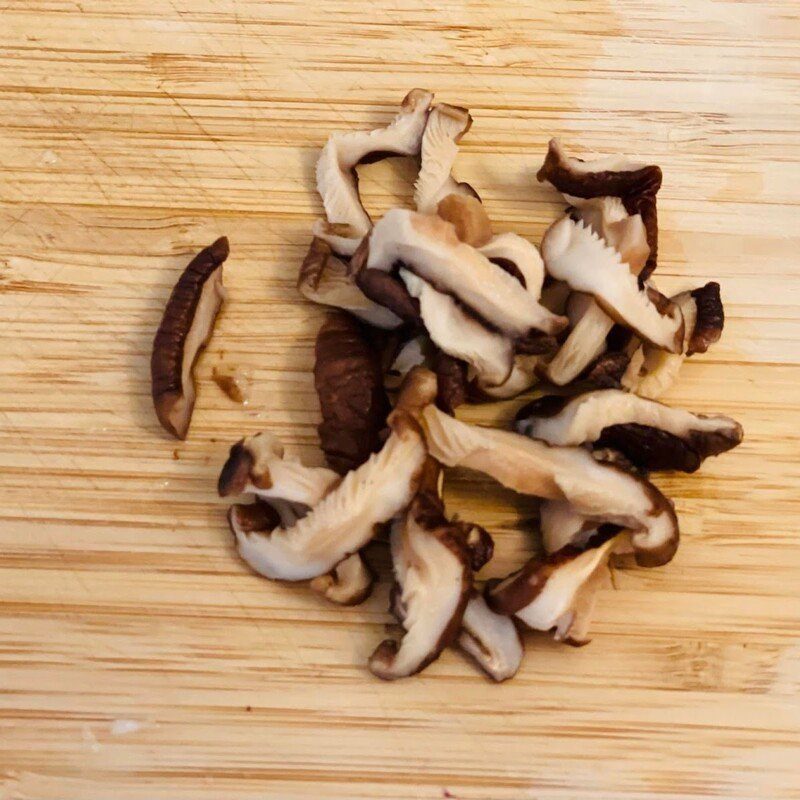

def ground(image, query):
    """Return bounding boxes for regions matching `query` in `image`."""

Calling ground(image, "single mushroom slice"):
[309,552,375,606]
[486,534,623,645]
[369,479,473,680]
[479,232,546,298]
[516,389,743,473]
[400,269,515,387]
[537,138,662,280]
[437,193,492,248]
[622,283,724,399]
[457,590,524,682]
[411,386,678,567]
[472,354,541,400]
[414,104,477,214]
[310,220,363,258]
[541,217,684,353]
[316,88,433,251]
[366,209,567,338]
[314,312,391,475]
[151,237,229,440]
[539,499,600,554]
[231,372,435,581]
[298,237,402,329]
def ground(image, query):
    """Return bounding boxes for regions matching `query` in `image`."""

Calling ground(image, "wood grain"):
[1,1,800,798]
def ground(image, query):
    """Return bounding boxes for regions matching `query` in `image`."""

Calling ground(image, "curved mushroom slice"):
[151,237,229,439]
[516,389,743,473]
[542,217,683,352]
[310,552,375,606]
[473,354,540,400]
[414,104,475,214]
[314,312,391,475]
[369,493,472,680]
[316,88,433,243]
[622,283,724,399]
[487,535,622,645]
[537,139,661,279]
[458,591,524,682]
[218,431,340,502]
[437,193,492,248]
[417,399,679,567]
[546,300,610,386]
[540,499,598,554]
[367,209,567,338]
[400,269,514,387]
[479,232,545,297]
[298,238,402,329]
[232,377,434,582]
[310,220,363,258]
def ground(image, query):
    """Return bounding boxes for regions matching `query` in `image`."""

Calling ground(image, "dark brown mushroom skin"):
[298,236,332,292]
[580,350,631,389]
[537,140,662,281]
[433,350,468,414]
[217,440,257,497]
[595,421,742,474]
[688,282,724,356]
[314,311,391,474]
[228,500,281,536]
[151,236,229,440]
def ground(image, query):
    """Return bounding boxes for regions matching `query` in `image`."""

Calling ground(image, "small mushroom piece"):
[541,217,684,352]
[367,209,567,338]
[314,312,391,475]
[437,193,492,248]
[218,431,340,502]
[486,535,623,645]
[298,238,402,329]
[309,553,375,606]
[316,88,433,248]
[416,395,679,567]
[473,354,540,400]
[539,500,599,554]
[400,269,514,387]
[457,591,524,682]
[369,488,473,680]
[231,374,434,581]
[415,104,477,214]
[537,139,662,279]
[433,350,469,414]
[151,237,229,440]
[479,232,546,298]
[622,283,724,399]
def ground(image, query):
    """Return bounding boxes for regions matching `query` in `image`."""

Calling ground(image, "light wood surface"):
[2,1,799,798]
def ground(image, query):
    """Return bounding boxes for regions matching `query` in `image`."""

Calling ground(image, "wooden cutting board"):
[1,1,799,798]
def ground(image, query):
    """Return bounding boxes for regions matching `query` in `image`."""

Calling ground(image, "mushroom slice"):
[417,398,679,566]
[473,354,540,400]
[316,88,433,242]
[385,335,432,390]
[539,500,599,554]
[542,217,683,352]
[218,431,340,502]
[314,312,391,475]
[369,492,472,680]
[414,104,476,214]
[400,269,514,387]
[151,237,229,439]
[433,350,469,414]
[437,194,492,248]
[487,535,623,645]
[479,232,546,297]
[310,220,363,258]
[298,238,402,329]
[537,139,661,279]
[232,375,434,581]
[310,552,375,606]
[457,591,524,682]
[516,389,743,473]
[367,209,567,337]
[623,283,724,399]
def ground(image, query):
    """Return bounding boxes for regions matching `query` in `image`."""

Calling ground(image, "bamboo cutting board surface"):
[1,1,799,798]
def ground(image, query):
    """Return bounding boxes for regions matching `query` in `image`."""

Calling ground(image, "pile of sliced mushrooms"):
[151,90,743,681]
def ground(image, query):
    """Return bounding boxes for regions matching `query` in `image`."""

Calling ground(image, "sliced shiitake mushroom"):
[516,389,743,473]
[366,209,567,339]
[151,237,229,440]
[298,237,402,329]
[541,217,683,353]
[479,233,546,298]
[405,372,678,567]
[314,312,391,475]
[414,103,477,214]
[315,88,433,253]
[230,372,435,581]
[486,534,623,645]
[436,193,492,248]
[458,590,524,682]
